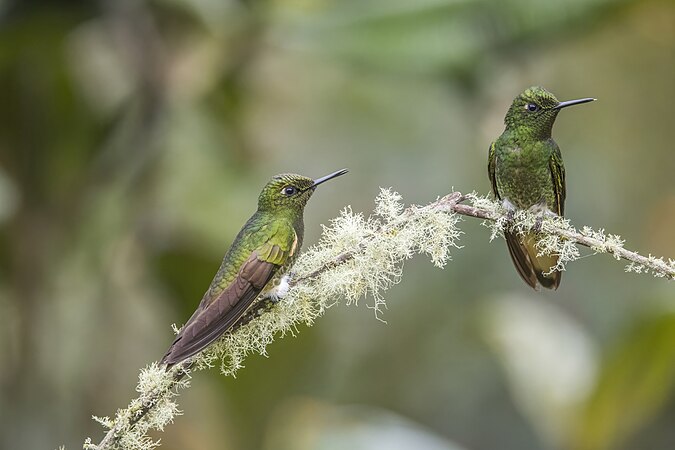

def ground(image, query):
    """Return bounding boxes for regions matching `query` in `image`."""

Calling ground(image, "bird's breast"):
[495,144,555,210]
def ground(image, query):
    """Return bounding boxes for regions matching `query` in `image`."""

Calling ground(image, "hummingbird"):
[488,86,595,290]
[161,169,348,367]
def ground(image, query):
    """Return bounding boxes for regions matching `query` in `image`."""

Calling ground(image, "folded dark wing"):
[488,142,500,199]
[161,251,278,366]
[549,145,566,216]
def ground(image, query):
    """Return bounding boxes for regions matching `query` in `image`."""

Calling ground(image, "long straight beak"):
[554,97,596,110]
[311,168,349,188]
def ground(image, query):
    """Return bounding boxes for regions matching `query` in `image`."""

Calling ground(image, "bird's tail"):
[504,231,561,290]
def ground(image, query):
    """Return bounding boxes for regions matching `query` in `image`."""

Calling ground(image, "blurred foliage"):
[262,398,468,450]
[571,310,675,450]
[0,0,674,449]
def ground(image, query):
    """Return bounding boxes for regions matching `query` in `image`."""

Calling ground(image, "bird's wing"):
[162,226,297,366]
[488,141,500,199]
[549,144,566,216]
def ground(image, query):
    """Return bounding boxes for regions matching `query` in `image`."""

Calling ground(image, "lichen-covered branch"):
[446,192,675,280]
[84,189,673,450]
[84,364,190,450]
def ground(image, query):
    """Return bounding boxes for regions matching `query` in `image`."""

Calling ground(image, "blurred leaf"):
[570,311,675,450]
[263,398,469,450]
[482,294,598,448]
[271,0,632,76]
[0,166,19,224]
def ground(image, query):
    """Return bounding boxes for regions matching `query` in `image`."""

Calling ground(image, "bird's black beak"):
[311,168,349,188]
[553,97,596,110]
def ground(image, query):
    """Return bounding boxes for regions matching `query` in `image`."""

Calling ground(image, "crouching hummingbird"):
[161,169,348,367]
[488,86,595,289]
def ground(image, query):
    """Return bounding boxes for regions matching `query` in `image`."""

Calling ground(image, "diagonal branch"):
[85,190,673,450]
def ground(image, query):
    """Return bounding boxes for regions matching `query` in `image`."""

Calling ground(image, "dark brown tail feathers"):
[504,231,561,290]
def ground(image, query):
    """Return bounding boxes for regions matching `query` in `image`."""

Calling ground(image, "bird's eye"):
[525,103,540,112]
[282,186,298,196]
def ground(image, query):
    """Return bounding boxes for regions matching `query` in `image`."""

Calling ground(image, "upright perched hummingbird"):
[488,86,595,289]
[161,169,348,366]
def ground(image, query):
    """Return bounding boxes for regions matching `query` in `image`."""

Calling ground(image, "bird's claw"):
[533,215,544,233]
[502,199,517,225]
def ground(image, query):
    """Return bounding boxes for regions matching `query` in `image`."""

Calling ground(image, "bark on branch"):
[86,190,673,450]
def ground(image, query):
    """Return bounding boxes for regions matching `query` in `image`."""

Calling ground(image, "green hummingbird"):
[161,169,348,367]
[488,86,595,290]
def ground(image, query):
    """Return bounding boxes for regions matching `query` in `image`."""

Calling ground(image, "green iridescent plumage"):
[488,86,595,289]
[162,169,348,366]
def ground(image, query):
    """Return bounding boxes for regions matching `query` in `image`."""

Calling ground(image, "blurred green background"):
[1,0,674,449]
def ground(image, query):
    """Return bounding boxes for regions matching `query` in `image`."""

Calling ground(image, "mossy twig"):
[85,189,673,450]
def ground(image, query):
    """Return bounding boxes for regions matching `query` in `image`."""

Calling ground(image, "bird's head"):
[504,86,595,139]
[257,169,348,214]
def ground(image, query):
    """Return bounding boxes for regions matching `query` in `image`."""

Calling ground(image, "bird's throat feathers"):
[504,113,558,141]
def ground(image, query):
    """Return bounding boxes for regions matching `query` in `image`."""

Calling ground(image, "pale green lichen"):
[84,364,189,450]
[85,189,673,450]
[85,189,462,449]
[625,256,675,278]
[464,192,506,242]
[471,194,674,280]
[206,188,462,375]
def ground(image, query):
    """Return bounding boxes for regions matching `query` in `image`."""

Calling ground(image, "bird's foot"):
[530,206,557,233]
[533,215,544,233]
[502,199,517,227]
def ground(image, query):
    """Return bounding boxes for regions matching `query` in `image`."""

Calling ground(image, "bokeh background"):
[1,0,674,449]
